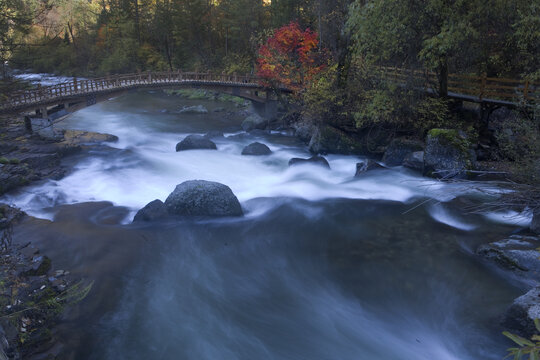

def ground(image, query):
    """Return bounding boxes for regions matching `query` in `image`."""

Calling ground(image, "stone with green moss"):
[308,125,366,155]
[424,128,476,178]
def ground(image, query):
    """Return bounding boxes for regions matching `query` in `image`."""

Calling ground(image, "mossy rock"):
[308,125,366,155]
[424,128,476,179]
[23,256,52,277]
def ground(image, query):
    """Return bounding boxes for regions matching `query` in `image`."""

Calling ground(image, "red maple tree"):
[257,22,326,92]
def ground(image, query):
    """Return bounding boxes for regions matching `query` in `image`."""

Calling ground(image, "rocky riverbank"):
[0,117,118,197]
[0,119,114,359]
[0,204,91,359]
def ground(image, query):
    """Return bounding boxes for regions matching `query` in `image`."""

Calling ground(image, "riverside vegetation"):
[1,0,539,358]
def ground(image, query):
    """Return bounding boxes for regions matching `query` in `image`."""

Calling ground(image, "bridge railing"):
[1,71,263,111]
[375,66,539,104]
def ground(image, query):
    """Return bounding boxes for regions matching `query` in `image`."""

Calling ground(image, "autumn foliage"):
[257,22,326,92]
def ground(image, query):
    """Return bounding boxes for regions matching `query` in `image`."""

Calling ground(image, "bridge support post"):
[24,116,33,134]
[39,107,48,119]
[264,100,278,120]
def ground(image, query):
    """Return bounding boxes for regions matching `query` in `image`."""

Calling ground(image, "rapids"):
[3,89,527,359]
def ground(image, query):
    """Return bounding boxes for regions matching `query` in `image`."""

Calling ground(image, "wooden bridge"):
[0,71,285,120]
[375,66,539,108]
[0,68,537,124]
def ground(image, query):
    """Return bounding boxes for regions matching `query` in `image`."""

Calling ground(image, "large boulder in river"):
[242,142,272,156]
[176,135,217,151]
[164,180,243,217]
[424,129,476,179]
[289,156,330,169]
[179,105,208,114]
[503,287,540,338]
[133,200,168,222]
[242,114,267,132]
[476,234,540,286]
[382,138,424,166]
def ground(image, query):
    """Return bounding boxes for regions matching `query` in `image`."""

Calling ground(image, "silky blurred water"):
[5,90,526,359]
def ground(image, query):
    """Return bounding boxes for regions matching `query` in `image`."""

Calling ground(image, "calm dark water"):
[6,90,526,359]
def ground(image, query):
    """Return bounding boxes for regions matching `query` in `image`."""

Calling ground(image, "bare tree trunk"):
[134,0,141,45]
[439,59,448,97]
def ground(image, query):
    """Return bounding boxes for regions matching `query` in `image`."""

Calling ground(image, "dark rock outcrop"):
[164,180,243,217]
[308,125,364,155]
[293,120,316,143]
[503,287,540,338]
[248,129,271,137]
[355,160,386,176]
[382,138,424,166]
[242,142,272,156]
[289,155,330,169]
[204,131,224,139]
[241,114,267,132]
[424,129,476,179]
[133,200,168,222]
[531,212,540,234]
[403,151,425,172]
[477,234,540,285]
[176,135,217,151]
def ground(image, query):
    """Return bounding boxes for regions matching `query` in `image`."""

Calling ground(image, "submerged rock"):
[133,200,168,222]
[424,129,476,179]
[242,142,272,156]
[403,151,425,172]
[164,180,243,217]
[355,160,386,176]
[382,138,424,166]
[176,135,217,151]
[503,287,540,338]
[204,131,224,139]
[241,114,267,132]
[178,105,208,114]
[62,129,118,145]
[477,234,540,286]
[288,156,330,169]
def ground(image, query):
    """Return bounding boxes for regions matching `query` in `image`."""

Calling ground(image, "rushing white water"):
[1,92,509,225]
[428,203,478,231]
[13,72,82,86]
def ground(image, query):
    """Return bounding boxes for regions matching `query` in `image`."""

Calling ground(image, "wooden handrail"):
[0,71,267,111]
[1,68,537,112]
[374,66,538,103]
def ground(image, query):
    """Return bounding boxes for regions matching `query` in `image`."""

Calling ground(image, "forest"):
[1,0,539,180]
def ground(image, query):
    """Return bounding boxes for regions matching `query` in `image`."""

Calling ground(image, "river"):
[2,89,528,359]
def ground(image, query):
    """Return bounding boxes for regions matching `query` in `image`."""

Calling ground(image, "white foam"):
[428,203,477,231]
[483,211,532,227]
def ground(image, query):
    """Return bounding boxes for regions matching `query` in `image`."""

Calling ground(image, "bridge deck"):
[0,69,537,116]
[0,72,277,115]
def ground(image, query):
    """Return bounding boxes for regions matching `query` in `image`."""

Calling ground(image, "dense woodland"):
[1,0,539,179]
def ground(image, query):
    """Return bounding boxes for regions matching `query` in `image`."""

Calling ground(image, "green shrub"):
[504,319,540,359]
